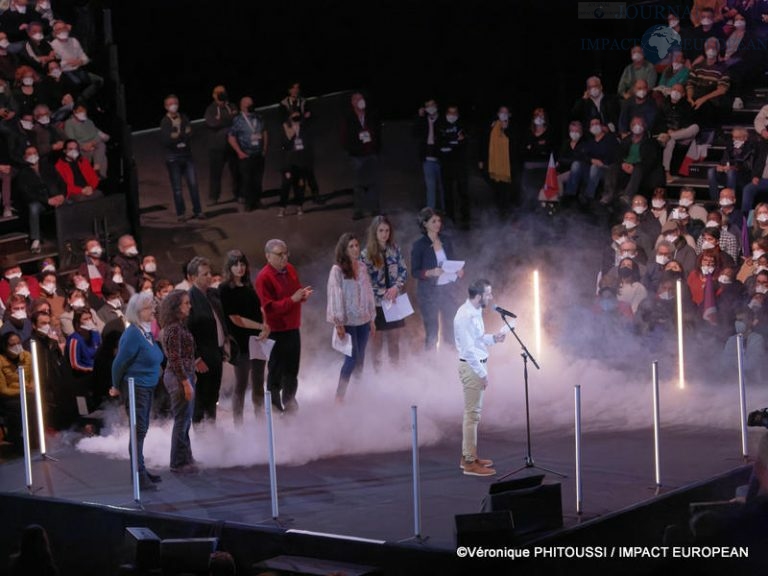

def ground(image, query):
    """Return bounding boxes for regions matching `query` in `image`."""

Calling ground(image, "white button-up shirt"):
[453,299,495,379]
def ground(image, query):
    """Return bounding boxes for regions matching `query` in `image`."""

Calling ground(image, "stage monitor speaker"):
[481,482,563,535]
[160,537,218,575]
[124,527,161,571]
[455,511,515,548]
[488,474,545,495]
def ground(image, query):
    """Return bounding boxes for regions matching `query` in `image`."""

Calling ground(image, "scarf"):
[488,121,511,183]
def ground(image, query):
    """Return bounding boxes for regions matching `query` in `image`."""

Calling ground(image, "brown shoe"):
[462,460,496,477]
[460,456,494,470]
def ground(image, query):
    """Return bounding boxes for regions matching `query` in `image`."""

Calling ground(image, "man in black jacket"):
[341,91,381,220]
[437,104,470,229]
[14,145,64,253]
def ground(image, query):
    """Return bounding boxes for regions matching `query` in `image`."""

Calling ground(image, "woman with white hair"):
[110,291,164,491]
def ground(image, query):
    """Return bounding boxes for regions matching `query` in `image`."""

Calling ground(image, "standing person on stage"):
[219,249,270,425]
[454,278,506,477]
[327,232,376,402]
[204,85,239,205]
[361,215,407,370]
[411,207,462,351]
[255,239,312,413]
[228,95,268,213]
[109,292,164,491]
[159,290,198,474]
[186,257,228,425]
[341,91,381,220]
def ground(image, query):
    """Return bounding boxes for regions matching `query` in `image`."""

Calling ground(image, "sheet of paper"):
[437,260,464,285]
[249,337,276,360]
[382,293,415,322]
[332,328,353,357]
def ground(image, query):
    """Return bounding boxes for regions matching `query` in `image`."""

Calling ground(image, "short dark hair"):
[186,256,210,278]
[468,279,491,299]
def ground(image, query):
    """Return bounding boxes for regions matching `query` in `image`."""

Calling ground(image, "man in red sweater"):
[255,238,312,413]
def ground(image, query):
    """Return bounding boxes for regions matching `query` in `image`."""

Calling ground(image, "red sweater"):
[54,156,100,199]
[255,263,302,332]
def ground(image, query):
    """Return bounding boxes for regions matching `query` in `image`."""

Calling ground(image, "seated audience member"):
[37,271,64,320]
[29,309,67,426]
[111,234,142,291]
[20,21,55,75]
[656,83,699,182]
[108,264,132,302]
[617,46,658,99]
[0,260,40,303]
[64,103,108,178]
[742,137,768,214]
[635,272,684,336]
[621,210,650,264]
[716,264,746,332]
[12,65,41,115]
[31,103,65,163]
[606,116,663,207]
[65,308,100,382]
[1,294,33,346]
[40,60,76,123]
[0,31,19,84]
[650,187,670,226]
[618,79,658,136]
[557,121,589,200]
[697,226,736,268]
[50,20,103,101]
[0,1,45,44]
[686,37,730,128]
[708,127,756,202]
[719,187,746,237]
[686,8,726,61]
[59,287,105,336]
[738,238,768,282]
[660,220,699,274]
[654,50,690,97]
[630,195,661,257]
[698,211,740,262]
[601,251,647,291]
[96,281,126,328]
[0,332,35,453]
[617,263,648,315]
[602,224,629,275]
[669,204,704,244]
[571,76,620,133]
[77,238,109,298]
[750,202,768,243]
[721,12,757,97]
[138,255,158,289]
[678,186,709,224]
[643,239,675,293]
[13,145,65,253]
[581,116,619,206]
[687,249,723,308]
[54,139,101,201]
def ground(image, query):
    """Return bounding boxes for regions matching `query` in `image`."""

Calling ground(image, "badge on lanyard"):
[359,130,371,143]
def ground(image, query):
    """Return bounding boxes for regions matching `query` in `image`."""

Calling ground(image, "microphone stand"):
[496,312,566,480]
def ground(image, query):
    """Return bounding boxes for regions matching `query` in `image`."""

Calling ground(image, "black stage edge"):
[0,465,753,576]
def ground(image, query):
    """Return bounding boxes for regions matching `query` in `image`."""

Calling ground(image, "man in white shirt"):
[49,20,103,100]
[453,279,506,477]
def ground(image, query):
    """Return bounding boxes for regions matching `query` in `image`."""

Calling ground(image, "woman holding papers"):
[411,207,463,351]
[361,215,408,370]
[327,233,376,401]
[219,250,270,424]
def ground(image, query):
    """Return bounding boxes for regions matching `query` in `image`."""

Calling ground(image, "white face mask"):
[167,104,179,114]
[633,205,647,215]
[210,281,221,290]
[66,149,79,160]
[143,262,157,273]
[631,52,643,62]
[49,68,61,79]
[757,285,768,295]
[71,297,85,309]
[498,112,509,122]
[15,4,25,13]
[753,250,766,260]
[757,266,768,274]
[25,154,38,164]
[31,32,43,42]
[665,234,678,243]
[74,112,87,122]
[672,62,683,72]
[125,246,139,257]
[569,131,581,142]
[701,18,713,26]
[656,254,670,266]
[733,140,745,149]
[8,344,23,355]
[719,198,735,207]
[75,280,89,291]
[670,90,682,102]
[0,39,9,49]
[634,89,647,100]
[446,114,458,124]
[678,198,693,207]
[56,31,69,41]
[80,321,96,331]
[15,286,30,297]
[734,20,746,29]
[5,271,21,279]
[589,87,601,98]
[589,124,602,136]
[621,251,636,259]
[616,235,629,245]
[11,309,26,320]
[702,240,715,250]
[757,214,768,223]
[533,116,545,126]
[21,77,34,87]
[705,48,718,59]
[108,298,121,309]
[652,199,666,209]
[112,274,123,284]
[88,247,103,258]
[356,98,366,111]
[141,289,153,295]
[38,323,51,335]
[701,265,715,276]
[631,124,644,135]
[41,282,56,294]
[718,275,732,285]
[425,105,437,116]
[622,219,638,230]
[659,291,674,301]
[21,120,34,131]
[37,115,50,125]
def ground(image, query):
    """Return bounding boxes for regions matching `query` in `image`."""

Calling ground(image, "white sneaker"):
[30,240,41,253]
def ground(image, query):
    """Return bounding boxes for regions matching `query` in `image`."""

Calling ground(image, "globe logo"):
[641,25,682,63]
[594,6,604,18]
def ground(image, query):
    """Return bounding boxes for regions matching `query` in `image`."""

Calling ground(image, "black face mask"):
[218,92,228,102]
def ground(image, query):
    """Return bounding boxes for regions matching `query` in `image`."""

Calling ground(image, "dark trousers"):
[127,385,154,473]
[267,329,301,411]
[336,323,371,399]
[350,154,379,216]
[442,161,469,227]
[164,370,194,469]
[280,165,307,207]
[208,146,239,202]
[238,155,265,209]
[232,356,266,423]
[418,285,456,351]
[165,155,202,217]
[192,350,223,423]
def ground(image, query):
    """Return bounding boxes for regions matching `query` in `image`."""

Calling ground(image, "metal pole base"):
[256,516,295,529]
[398,535,430,545]
[497,456,568,482]
[39,454,59,462]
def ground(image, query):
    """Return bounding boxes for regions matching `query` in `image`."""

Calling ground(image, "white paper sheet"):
[332,328,353,356]
[382,293,415,322]
[249,337,276,360]
[436,260,465,285]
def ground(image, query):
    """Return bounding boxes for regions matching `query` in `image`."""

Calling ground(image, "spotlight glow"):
[676,279,685,389]
[30,340,47,456]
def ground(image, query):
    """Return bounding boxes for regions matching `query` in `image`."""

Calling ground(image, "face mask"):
[705,220,719,229]
[749,299,763,311]
[665,234,678,243]
[56,31,69,41]
[88,247,103,258]
[719,198,734,207]
[74,112,87,121]
[5,271,21,279]
[589,87,601,98]
[622,219,637,230]
[569,131,581,142]
[631,124,644,135]
[701,18,713,26]
[533,116,545,126]
[621,251,635,259]
[356,99,366,111]
[757,214,768,223]
[41,282,56,293]
[25,154,38,164]
[66,149,79,160]
[589,124,602,136]
[71,297,85,309]
[671,209,686,220]
[719,275,732,285]
[31,33,43,42]
[634,90,647,100]
[108,298,121,308]
[631,52,643,62]
[701,265,715,275]
[425,106,437,116]
[11,309,26,320]
[8,344,23,355]
[733,140,745,149]
[143,262,157,273]
[75,280,89,291]
[633,205,647,215]
[669,19,679,28]
[80,321,96,331]
[498,112,509,122]
[678,198,693,207]
[37,115,50,125]
[705,49,718,59]
[210,281,221,289]
[15,286,30,297]
[112,274,123,284]
[702,240,715,250]
[0,39,9,49]
[15,5,25,13]
[757,285,768,295]
[757,266,768,274]
[22,77,33,87]
[670,89,682,102]
[38,323,51,335]
[616,235,629,245]
[38,2,50,9]
[734,20,746,29]
[141,289,153,295]
[125,246,139,257]
[21,120,34,131]
[49,68,61,79]
[167,104,179,114]
[735,320,747,333]
[140,321,152,332]
[656,254,670,266]
[446,114,458,124]
[753,250,766,261]
[42,263,55,272]
[652,199,666,209]
[659,291,674,301]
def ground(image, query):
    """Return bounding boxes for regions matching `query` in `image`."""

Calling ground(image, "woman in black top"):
[219,250,270,424]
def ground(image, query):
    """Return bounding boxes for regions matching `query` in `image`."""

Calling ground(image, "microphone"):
[494,305,517,318]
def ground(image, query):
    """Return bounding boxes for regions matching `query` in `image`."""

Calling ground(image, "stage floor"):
[0,422,757,550]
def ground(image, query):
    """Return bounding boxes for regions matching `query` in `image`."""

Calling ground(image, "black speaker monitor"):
[455,511,515,548]
[160,537,218,575]
[482,482,563,535]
